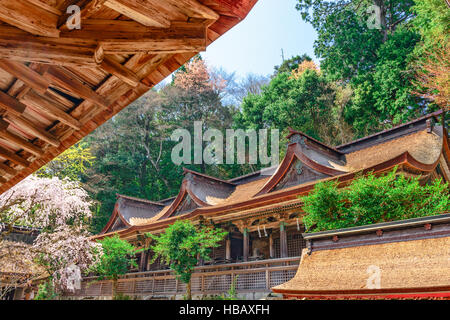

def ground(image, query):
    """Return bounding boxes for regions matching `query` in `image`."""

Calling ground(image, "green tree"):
[273,54,312,76]
[302,168,450,232]
[236,63,347,145]
[148,220,227,300]
[295,0,430,136]
[412,0,450,109]
[36,142,95,181]
[92,235,138,299]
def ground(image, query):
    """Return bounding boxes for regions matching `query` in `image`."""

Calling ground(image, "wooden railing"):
[65,257,300,298]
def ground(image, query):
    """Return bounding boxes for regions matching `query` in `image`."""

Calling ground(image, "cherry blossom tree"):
[0,175,103,296]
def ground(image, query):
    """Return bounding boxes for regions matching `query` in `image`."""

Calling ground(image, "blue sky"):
[202,0,318,78]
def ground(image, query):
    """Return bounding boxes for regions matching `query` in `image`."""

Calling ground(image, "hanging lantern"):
[257,225,262,238]
[263,225,268,237]
[297,218,300,231]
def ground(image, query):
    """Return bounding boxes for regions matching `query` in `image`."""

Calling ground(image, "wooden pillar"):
[225,235,231,261]
[280,222,288,258]
[243,228,249,262]
[269,232,274,259]
[139,250,148,272]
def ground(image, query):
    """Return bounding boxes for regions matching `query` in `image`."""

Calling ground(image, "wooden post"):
[280,222,288,258]
[269,232,274,259]
[225,236,231,261]
[243,228,249,262]
[139,251,148,272]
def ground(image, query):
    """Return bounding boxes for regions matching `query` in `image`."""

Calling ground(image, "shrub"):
[302,167,449,232]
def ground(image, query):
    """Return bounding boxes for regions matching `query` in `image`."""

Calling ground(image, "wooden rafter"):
[100,56,141,87]
[0,0,60,37]
[0,145,30,167]
[4,115,60,148]
[103,0,171,28]
[0,60,50,95]
[0,119,44,157]
[44,66,111,110]
[0,91,27,116]
[0,162,16,176]
[20,91,82,131]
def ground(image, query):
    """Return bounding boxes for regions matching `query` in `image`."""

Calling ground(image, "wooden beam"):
[0,0,60,37]
[45,66,111,109]
[0,162,17,176]
[21,91,82,131]
[4,115,60,148]
[104,0,171,28]
[0,60,50,95]
[0,91,26,116]
[0,145,30,167]
[100,56,141,87]
[0,27,98,66]
[0,119,44,157]
[0,21,206,65]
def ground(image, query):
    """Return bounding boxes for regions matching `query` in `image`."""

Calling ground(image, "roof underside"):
[0,0,258,194]
[100,112,449,236]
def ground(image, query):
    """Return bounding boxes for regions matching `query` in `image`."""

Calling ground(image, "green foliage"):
[295,0,436,136]
[113,293,132,300]
[92,235,138,281]
[274,54,312,75]
[34,279,58,300]
[149,220,227,285]
[36,142,95,181]
[302,168,450,232]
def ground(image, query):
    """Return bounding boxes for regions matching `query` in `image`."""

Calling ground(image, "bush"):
[34,279,58,300]
[302,167,450,232]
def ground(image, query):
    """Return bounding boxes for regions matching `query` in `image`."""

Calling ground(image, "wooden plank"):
[21,91,82,131]
[162,0,220,20]
[0,145,30,167]
[0,119,44,157]
[0,60,50,95]
[5,115,60,148]
[104,0,171,27]
[0,91,26,116]
[0,0,60,37]
[45,66,111,109]
[100,56,141,87]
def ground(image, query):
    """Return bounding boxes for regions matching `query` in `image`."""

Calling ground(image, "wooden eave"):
[0,0,258,194]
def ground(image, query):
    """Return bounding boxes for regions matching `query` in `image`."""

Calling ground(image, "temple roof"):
[0,0,258,194]
[272,214,450,298]
[99,111,449,236]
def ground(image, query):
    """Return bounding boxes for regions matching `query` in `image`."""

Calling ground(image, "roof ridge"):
[336,110,443,150]
[116,193,166,206]
[286,128,345,154]
[183,168,236,185]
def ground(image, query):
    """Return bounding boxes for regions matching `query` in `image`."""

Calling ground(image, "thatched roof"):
[272,236,450,298]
